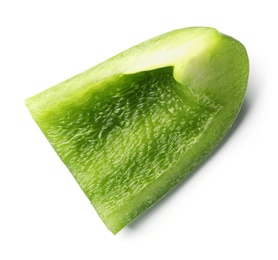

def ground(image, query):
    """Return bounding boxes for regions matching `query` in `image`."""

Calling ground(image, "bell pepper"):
[25,27,249,234]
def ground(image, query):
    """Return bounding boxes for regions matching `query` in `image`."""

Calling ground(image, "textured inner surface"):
[42,67,220,223]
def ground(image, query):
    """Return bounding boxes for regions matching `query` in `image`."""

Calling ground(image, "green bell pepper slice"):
[26,27,249,234]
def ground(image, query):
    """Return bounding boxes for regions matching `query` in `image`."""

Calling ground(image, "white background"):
[1,0,277,259]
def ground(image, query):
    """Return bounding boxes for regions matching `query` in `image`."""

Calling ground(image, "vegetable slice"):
[25,27,249,234]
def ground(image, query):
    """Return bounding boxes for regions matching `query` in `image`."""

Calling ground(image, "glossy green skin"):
[26,27,249,234]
